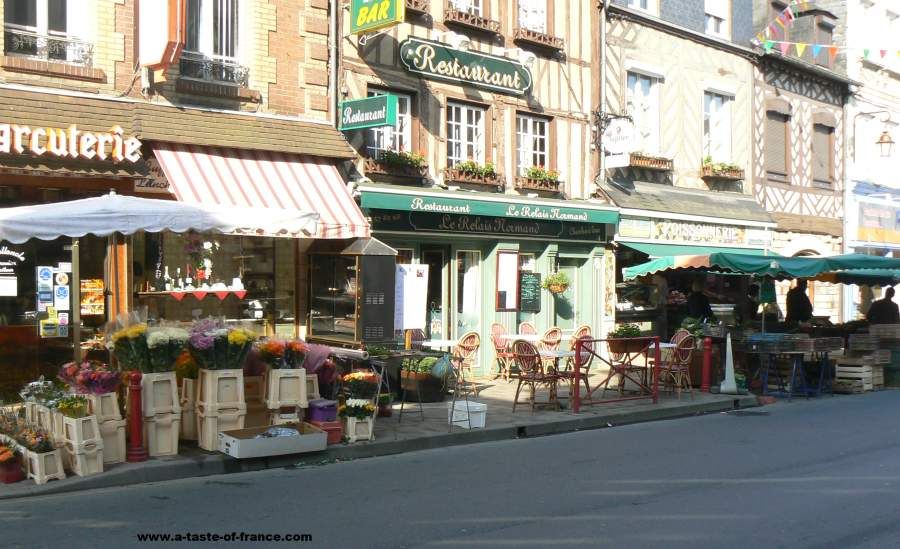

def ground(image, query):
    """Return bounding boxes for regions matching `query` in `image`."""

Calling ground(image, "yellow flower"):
[227,328,256,345]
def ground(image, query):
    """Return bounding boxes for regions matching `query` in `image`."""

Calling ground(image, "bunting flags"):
[756,40,900,66]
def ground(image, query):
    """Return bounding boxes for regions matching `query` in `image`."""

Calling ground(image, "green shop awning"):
[619,241,770,258]
[360,188,619,225]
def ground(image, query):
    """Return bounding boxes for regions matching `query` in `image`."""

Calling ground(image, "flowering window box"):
[444,8,501,34]
[515,176,562,193]
[444,167,505,190]
[406,0,429,14]
[701,165,744,181]
[514,28,565,52]
[629,153,673,171]
[364,157,429,182]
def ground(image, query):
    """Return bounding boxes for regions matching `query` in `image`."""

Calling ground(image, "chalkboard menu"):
[519,272,541,313]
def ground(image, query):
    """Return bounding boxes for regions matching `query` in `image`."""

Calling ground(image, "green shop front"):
[360,185,619,376]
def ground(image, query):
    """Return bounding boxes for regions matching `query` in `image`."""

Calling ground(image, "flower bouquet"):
[107,322,150,373]
[147,326,190,372]
[257,339,309,370]
[17,427,54,454]
[56,395,89,419]
[175,350,199,381]
[338,398,376,420]
[342,371,378,399]
[188,319,255,371]
[58,360,120,395]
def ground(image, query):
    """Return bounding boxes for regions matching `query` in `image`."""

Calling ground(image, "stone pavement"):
[0,376,758,500]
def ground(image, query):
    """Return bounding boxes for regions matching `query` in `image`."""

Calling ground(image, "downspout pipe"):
[598,1,607,185]
[329,0,340,126]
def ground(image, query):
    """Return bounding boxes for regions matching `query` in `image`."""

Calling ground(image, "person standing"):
[785,279,814,326]
[866,287,900,325]
[686,280,713,321]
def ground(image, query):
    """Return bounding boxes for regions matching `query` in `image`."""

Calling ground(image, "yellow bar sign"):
[350,0,405,34]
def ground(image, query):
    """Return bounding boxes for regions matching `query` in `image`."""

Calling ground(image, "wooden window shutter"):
[812,124,834,185]
[765,111,789,178]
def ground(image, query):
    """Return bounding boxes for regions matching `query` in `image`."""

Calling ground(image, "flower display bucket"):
[139,372,181,417]
[87,393,122,423]
[143,413,180,457]
[63,443,104,477]
[99,418,126,464]
[265,368,307,409]
[62,415,102,450]
[198,369,245,409]
[25,449,66,485]
[343,416,375,443]
[197,410,246,452]
[0,458,25,484]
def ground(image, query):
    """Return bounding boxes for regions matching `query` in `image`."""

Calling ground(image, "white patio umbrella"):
[0,191,320,243]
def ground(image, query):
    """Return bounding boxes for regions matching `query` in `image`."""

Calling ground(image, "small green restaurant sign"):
[399,38,532,96]
[350,0,405,34]
[339,95,398,131]
[370,210,608,241]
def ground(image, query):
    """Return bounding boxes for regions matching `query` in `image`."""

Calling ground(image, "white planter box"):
[218,422,326,459]
[198,369,245,409]
[266,368,307,409]
[62,415,102,449]
[306,374,320,400]
[25,449,66,485]
[139,372,181,417]
[99,418,126,464]
[343,416,375,443]
[180,379,198,441]
[63,443,104,477]
[87,393,121,423]
[198,410,246,452]
[448,401,487,429]
[143,413,180,457]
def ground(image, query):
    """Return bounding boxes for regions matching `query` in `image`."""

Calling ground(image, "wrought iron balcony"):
[179,51,250,87]
[3,25,93,66]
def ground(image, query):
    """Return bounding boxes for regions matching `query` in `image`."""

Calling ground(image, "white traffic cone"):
[719,333,739,394]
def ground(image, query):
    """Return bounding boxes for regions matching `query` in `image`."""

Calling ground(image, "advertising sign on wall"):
[350,0,405,34]
[338,95,399,131]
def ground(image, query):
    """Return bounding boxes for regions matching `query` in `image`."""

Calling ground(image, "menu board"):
[519,272,541,313]
[394,264,429,331]
[80,279,105,316]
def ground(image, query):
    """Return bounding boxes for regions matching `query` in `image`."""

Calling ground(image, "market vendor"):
[687,280,713,321]
[866,287,900,325]
[785,279,814,327]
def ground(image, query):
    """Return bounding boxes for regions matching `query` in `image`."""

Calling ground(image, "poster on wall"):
[80,279,105,316]
[394,264,429,331]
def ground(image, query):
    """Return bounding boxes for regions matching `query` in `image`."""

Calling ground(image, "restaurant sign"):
[399,38,533,96]
[350,0,405,34]
[0,123,142,162]
[339,95,399,131]
[369,210,607,241]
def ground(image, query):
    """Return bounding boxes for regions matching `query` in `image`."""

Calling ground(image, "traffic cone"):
[719,333,739,394]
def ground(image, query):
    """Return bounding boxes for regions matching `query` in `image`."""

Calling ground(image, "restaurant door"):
[422,246,449,340]
[552,259,581,330]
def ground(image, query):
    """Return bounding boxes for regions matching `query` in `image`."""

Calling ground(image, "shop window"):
[496,251,519,311]
[456,250,480,336]
[516,114,549,176]
[3,0,92,65]
[765,110,790,183]
[366,90,413,160]
[704,0,730,39]
[703,91,732,162]
[447,102,486,167]
[812,123,835,188]
[450,0,482,17]
[182,0,247,86]
[626,71,661,155]
[309,255,358,341]
[518,0,547,33]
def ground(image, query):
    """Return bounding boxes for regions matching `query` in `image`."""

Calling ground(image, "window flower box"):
[444,165,504,190]
[629,153,673,171]
[514,27,565,51]
[701,164,744,181]
[406,0,429,14]
[364,157,429,181]
[444,8,501,34]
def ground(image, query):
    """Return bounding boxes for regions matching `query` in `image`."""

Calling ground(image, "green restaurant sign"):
[350,0,405,34]
[338,95,398,131]
[399,38,533,96]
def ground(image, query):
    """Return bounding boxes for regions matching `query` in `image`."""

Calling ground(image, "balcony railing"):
[444,6,501,34]
[406,0,429,14]
[3,25,93,66]
[514,27,565,51]
[179,51,250,87]
[515,176,562,193]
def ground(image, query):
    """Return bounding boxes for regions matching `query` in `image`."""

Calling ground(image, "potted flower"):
[339,398,376,443]
[342,371,379,399]
[17,427,65,485]
[0,443,24,484]
[606,323,646,354]
[58,360,121,424]
[517,165,561,192]
[400,356,447,403]
[542,272,571,295]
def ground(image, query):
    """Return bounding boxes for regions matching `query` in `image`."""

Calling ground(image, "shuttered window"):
[812,123,834,187]
[765,111,789,182]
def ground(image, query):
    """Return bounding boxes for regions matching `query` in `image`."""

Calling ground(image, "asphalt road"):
[4,391,900,549]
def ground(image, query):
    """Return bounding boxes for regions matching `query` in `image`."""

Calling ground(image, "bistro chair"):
[538,327,563,371]
[659,334,696,399]
[512,340,560,412]
[490,323,516,382]
[518,321,537,335]
[557,335,595,403]
[451,331,481,397]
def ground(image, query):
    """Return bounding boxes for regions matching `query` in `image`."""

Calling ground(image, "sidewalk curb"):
[0,395,758,500]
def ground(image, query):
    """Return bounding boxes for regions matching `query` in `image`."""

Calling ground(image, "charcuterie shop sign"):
[399,38,532,96]
[0,123,142,163]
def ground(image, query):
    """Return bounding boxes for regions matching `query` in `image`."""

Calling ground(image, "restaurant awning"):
[618,241,770,258]
[153,143,370,239]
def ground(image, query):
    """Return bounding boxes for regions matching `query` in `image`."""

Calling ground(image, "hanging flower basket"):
[547,283,568,294]
[542,272,571,295]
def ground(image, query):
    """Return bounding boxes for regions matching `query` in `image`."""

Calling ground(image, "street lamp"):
[877,130,895,158]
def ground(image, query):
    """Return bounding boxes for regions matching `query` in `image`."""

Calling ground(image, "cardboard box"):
[217,422,327,459]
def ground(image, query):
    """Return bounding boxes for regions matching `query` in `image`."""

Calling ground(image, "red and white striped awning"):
[152,143,370,239]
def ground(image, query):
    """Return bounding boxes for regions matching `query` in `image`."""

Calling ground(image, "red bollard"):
[701,336,712,393]
[126,371,148,462]
[572,339,582,414]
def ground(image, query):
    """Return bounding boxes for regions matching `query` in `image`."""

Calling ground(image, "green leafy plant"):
[403,356,439,376]
[451,160,497,178]
[542,272,571,290]
[608,323,642,338]
[681,316,704,338]
[377,393,393,406]
[365,345,392,360]
[523,165,560,182]
[702,156,742,174]
[380,150,427,169]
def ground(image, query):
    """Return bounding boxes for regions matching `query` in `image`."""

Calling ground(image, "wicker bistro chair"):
[451,331,481,397]
[659,334,696,399]
[518,321,537,335]
[490,323,516,382]
[558,334,595,401]
[512,340,561,411]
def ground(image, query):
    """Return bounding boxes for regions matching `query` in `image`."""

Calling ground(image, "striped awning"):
[152,143,370,239]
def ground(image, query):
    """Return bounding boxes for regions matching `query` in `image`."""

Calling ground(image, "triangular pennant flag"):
[780,42,792,55]
[769,23,779,37]
[812,45,822,58]
[829,46,839,62]
[863,49,870,59]
[796,43,807,56]
[764,40,775,52]
[881,50,888,58]
[786,6,796,20]
[776,17,786,29]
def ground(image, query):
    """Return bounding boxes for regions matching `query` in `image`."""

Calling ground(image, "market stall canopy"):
[813,269,900,286]
[0,192,319,243]
[618,242,770,258]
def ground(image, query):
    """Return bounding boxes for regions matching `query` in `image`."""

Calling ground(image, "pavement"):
[2,390,899,548]
[0,377,757,500]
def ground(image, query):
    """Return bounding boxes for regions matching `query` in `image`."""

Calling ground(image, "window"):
[812,123,834,187]
[183,0,244,84]
[703,92,732,162]
[518,0,547,33]
[704,0,730,39]
[447,102,486,167]
[765,111,790,182]
[626,71,661,155]
[456,251,481,336]
[496,251,519,311]
[3,0,89,64]
[626,0,656,14]
[366,91,412,160]
[450,0,482,17]
[516,114,549,176]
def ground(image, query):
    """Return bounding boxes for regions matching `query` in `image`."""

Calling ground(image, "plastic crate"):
[198,369,245,409]
[143,413,180,457]
[448,401,486,429]
[308,420,342,445]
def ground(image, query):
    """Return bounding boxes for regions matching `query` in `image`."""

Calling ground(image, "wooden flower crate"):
[87,393,122,423]
[143,413,181,457]
[835,364,874,392]
[180,378,198,441]
[266,368,308,409]
[629,153,673,171]
[343,416,375,443]
[25,449,66,485]
[701,165,745,180]
[198,369,245,409]
[444,168,505,190]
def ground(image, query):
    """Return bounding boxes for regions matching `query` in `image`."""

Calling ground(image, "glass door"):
[455,250,481,337]
[421,247,448,340]
[552,259,581,330]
